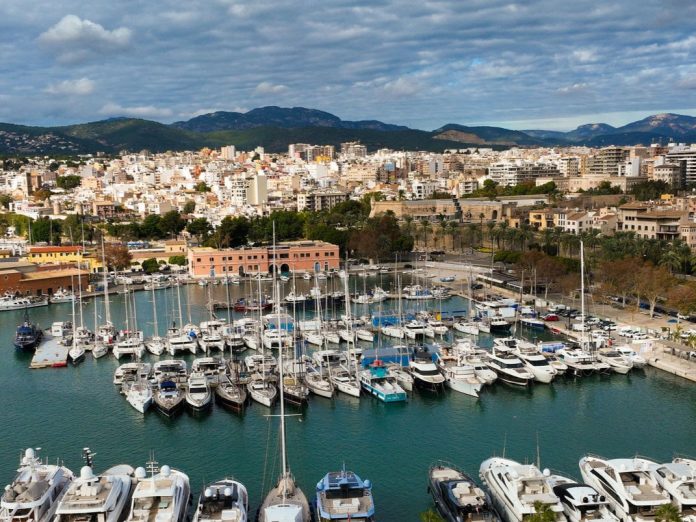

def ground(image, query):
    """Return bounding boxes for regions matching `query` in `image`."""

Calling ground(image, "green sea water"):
[1,275,694,521]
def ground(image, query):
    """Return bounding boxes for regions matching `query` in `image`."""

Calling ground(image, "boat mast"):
[343,256,353,377]
[273,224,289,500]
[151,279,159,339]
[580,240,586,349]
[176,279,184,330]
[101,236,111,326]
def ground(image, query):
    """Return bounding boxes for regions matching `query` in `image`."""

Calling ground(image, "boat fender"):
[599,495,606,502]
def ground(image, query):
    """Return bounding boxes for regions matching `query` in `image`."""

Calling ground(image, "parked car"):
[542,313,560,322]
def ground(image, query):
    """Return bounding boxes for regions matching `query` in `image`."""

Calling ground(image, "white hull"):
[454,322,480,335]
[381,326,405,339]
[356,329,374,342]
[446,378,482,397]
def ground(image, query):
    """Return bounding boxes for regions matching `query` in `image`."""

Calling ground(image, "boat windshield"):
[503,361,524,369]
[527,359,549,367]
[415,368,441,376]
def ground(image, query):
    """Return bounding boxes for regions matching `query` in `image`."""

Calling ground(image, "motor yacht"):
[485,347,534,386]
[191,357,226,387]
[404,320,435,340]
[315,468,375,521]
[435,349,484,398]
[360,361,407,402]
[244,354,277,375]
[113,363,151,385]
[429,462,500,522]
[579,455,671,522]
[597,348,633,374]
[479,457,566,522]
[650,460,696,521]
[614,346,647,369]
[13,311,43,351]
[545,472,619,522]
[55,458,135,522]
[506,340,557,384]
[380,324,405,339]
[312,350,348,371]
[453,321,480,336]
[0,448,74,522]
[153,380,185,417]
[192,478,249,522]
[126,463,190,522]
[153,360,188,383]
[557,348,597,377]
[409,348,446,391]
[185,372,213,411]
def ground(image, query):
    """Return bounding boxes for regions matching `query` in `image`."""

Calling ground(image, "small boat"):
[329,366,362,398]
[597,348,633,374]
[315,468,375,521]
[92,341,109,359]
[192,478,249,522]
[246,375,278,408]
[0,448,74,522]
[215,378,248,412]
[435,349,484,398]
[453,321,479,336]
[356,329,374,343]
[153,380,185,416]
[439,276,455,282]
[113,362,151,385]
[68,342,86,365]
[652,459,696,520]
[386,363,414,392]
[126,462,190,522]
[304,363,334,398]
[544,472,619,522]
[360,361,407,402]
[429,462,500,522]
[124,378,153,414]
[614,346,647,369]
[0,294,49,311]
[380,323,405,339]
[282,375,310,407]
[50,288,77,303]
[409,348,445,391]
[185,371,213,410]
[13,311,43,351]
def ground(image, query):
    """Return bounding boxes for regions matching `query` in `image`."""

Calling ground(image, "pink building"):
[187,241,340,278]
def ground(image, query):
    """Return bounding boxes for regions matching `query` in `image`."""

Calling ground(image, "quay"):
[646,341,696,383]
[29,334,68,369]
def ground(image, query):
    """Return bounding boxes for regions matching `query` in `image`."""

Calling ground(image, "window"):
[239,256,243,260]
[196,258,201,262]
[209,257,214,262]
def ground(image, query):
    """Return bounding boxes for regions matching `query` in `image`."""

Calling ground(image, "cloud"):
[38,15,131,63]
[254,81,288,94]
[100,102,173,119]
[556,82,590,95]
[44,77,95,95]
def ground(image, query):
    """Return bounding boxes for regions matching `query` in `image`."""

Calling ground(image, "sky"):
[3,0,696,131]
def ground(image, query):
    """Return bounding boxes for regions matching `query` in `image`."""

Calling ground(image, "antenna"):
[82,447,96,467]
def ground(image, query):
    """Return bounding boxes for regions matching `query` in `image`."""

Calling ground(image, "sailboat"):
[146,282,166,356]
[69,261,90,364]
[330,269,361,398]
[246,275,279,408]
[96,237,116,351]
[113,284,145,359]
[167,283,197,355]
[258,275,310,522]
[453,268,480,336]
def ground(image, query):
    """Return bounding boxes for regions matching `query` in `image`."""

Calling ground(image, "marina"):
[1,272,695,520]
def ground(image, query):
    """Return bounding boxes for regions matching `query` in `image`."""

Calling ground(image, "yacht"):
[579,455,671,522]
[386,363,414,392]
[485,348,534,386]
[199,321,226,352]
[479,457,566,522]
[453,320,480,336]
[244,354,277,375]
[68,341,86,365]
[404,320,435,340]
[13,311,43,351]
[50,288,77,303]
[355,329,374,343]
[153,359,188,383]
[557,348,596,377]
[215,377,248,412]
[435,349,484,398]
[428,320,449,336]
[329,366,361,398]
[312,350,348,371]
[124,378,153,414]
[126,463,190,522]
[485,316,512,334]
[145,336,167,356]
[263,329,292,351]
[651,460,696,520]
[0,295,48,311]
[304,362,335,399]
[505,339,557,384]
[185,372,213,410]
[192,478,249,522]
[55,457,135,522]
[409,348,446,391]
[113,333,145,360]
[614,346,647,369]
[428,462,500,522]
[360,361,407,402]
[597,348,633,374]
[191,357,226,387]
[113,363,151,386]
[545,472,619,522]
[167,327,198,356]
[380,324,405,339]
[453,343,498,385]
[246,375,278,407]
[153,380,185,416]
[0,448,74,522]
[315,468,375,521]
[282,374,310,407]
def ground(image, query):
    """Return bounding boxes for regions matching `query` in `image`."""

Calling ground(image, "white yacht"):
[614,346,647,369]
[355,329,374,343]
[199,320,226,352]
[579,455,671,522]
[485,347,534,386]
[479,457,566,522]
[428,319,449,336]
[113,333,145,360]
[453,343,498,385]
[185,372,213,410]
[304,362,335,398]
[153,360,188,383]
[387,362,414,392]
[263,329,292,350]
[329,366,362,398]
[409,349,446,391]
[557,348,597,377]
[404,319,435,340]
[124,379,153,414]
[504,339,557,384]
[145,336,167,356]
[246,375,278,407]
[55,460,136,522]
[167,327,198,356]
[192,478,249,522]
[244,354,277,375]
[312,350,348,371]
[597,348,633,374]
[0,448,74,522]
[113,363,151,385]
[545,473,619,522]
[650,460,696,520]
[126,464,190,522]
[191,357,226,387]
[435,349,484,398]
[380,324,405,339]
[453,320,480,336]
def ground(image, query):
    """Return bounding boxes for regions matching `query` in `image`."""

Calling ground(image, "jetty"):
[30,334,69,369]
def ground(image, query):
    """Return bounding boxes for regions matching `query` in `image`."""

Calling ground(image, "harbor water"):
[1,274,695,520]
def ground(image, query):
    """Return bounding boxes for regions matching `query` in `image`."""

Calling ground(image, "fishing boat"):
[126,460,190,522]
[0,448,74,522]
[315,467,375,521]
[192,478,249,522]
[428,462,500,522]
[13,310,43,351]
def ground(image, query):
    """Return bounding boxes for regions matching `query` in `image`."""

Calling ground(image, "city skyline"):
[3,0,696,130]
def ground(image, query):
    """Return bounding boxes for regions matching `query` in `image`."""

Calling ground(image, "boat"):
[153,359,188,382]
[614,346,647,369]
[355,329,374,342]
[487,316,512,334]
[435,348,484,398]
[113,362,151,385]
[403,284,434,300]
[409,348,445,391]
[440,276,455,282]
[68,342,86,365]
[557,348,597,377]
[146,280,166,356]
[329,366,361,398]
[192,478,249,522]
[597,348,633,374]
[13,310,43,351]
[0,294,49,311]
[485,347,534,386]
[651,459,696,520]
[453,320,480,335]
[113,333,145,360]
[380,324,405,339]
[315,468,375,521]
[282,374,310,407]
[502,338,557,384]
[55,450,135,522]
[479,457,566,522]
[360,360,407,402]
[126,461,190,522]
[304,361,335,398]
[153,380,185,416]
[191,357,226,387]
[124,378,153,414]
[185,371,213,410]
[579,455,671,522]
[544,472,619,522]
[199,317,226,352]
[50,288,77,303]
[404,319,435,340]
[429,462,500,522]
[0,448,74,522]
[387,362,414,392]
[247,374,278,407]
[215,376,248,412]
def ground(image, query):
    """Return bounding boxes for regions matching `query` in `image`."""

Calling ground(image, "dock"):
[30,334,69,369]
[647,341,696,383]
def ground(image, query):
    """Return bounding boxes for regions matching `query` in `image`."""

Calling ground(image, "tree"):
[210,216,250,248]
[141,214,163,239]
[30,217,62,244]
[56,175,82,190]
[637,263,676,318]
[159,210,185,238]
[104,243,132,271]
[654,503,682,522]
[0,194,12,209]
[141,258,160,274]
[195,181,210,192]
[62,213,93,242]
[667,283,696,321]
[168,255,186,266]
[183,200,196,214]
[596,257,641,307]
[419,508,445,522]
[631,180,671,201]
[186,217,212,242]
[524,501,557,522]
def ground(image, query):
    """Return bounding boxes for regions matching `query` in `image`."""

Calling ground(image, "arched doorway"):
[268,264,277,274]
[314,262,321,273]
[238,266,245,276]
[280,263,290,274]
[491,210,498,221]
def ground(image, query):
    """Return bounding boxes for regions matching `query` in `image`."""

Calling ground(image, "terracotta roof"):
[28,246,83,253]
[22,269,85,280]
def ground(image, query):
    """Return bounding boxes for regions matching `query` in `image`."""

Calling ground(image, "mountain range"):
[1,106,696,155]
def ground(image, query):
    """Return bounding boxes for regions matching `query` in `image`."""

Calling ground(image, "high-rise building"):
[587,147,629,176]
[666,144,696,186]
[220,145,236,160]
[341,141,367,158]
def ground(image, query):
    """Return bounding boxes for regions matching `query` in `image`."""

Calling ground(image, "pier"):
[30,334,69,369]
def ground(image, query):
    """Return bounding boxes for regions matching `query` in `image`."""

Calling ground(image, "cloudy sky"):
[3,0,696,130]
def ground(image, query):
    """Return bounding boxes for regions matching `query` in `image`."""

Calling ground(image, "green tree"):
[654,503,682,522]
[141,258,160,274]
[195,181,210,192]
[183,200,196,214]
[419,508,445,522]
[30,217,62,244]
[524,501,557,522]
[0,194,12,209]
[159,210,185,238]
[56,175,82,190]
[168,255,187,266]
[186,217,212,242]
[141,215,164,239]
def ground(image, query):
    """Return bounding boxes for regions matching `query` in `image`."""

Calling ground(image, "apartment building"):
[487,161,560,186]
[297,189,349,211]
[617,203,692,242]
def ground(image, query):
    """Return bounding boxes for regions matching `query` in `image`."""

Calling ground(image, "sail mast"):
[580,240,586,348]
[101,236,111,325]
[272,223,288,500]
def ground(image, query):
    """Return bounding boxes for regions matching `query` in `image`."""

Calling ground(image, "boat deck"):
[30,335,69,369]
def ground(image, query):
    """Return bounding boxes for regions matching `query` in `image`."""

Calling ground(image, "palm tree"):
[660,248,683,274]
[541,227,555,254]
[524,501,557,522]
[486,222,495,248]
[498,221,509,249]
[654,503,682,522]
[420,219,432,250]
[437,217,448,250]
[448,221,461,252]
